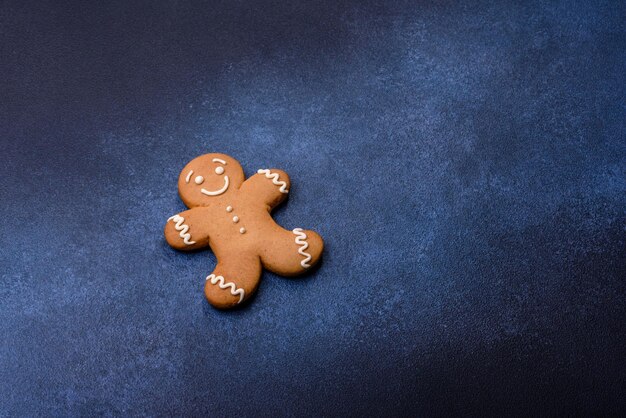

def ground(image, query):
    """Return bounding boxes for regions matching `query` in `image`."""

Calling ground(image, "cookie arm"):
[164,208,211,251]
[240,169,291,209]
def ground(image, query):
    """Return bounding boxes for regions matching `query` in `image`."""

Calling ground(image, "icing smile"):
[201,176,229,196]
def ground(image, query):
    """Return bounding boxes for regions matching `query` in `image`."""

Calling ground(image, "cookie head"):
[177,153,244,207]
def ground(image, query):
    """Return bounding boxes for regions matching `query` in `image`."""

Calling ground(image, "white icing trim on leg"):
[257,169,289,194]
[292,228,312,268]
[168,215,196,245]
[206,274,245,303]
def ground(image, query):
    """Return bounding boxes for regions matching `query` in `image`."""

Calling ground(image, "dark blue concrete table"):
[1,1,624,415]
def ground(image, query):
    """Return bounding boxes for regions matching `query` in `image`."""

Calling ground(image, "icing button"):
[239,227,246,234]
[226,206,233,212]
[233,216,239,223]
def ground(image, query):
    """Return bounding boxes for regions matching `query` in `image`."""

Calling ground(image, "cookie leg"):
[260,228,324,276]
[204,253,262,309]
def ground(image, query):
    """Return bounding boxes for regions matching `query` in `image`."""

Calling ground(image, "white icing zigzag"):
[168,215,196,245]
[206,274,245,303]
[292,228,312,268]
[257,169,289,194]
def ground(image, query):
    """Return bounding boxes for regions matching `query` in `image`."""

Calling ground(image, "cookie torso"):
[203,194,273,259]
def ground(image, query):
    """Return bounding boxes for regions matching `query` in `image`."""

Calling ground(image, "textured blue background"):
[1,0,625,416]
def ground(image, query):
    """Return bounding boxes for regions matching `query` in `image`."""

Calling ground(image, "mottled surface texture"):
[1,0,624,416]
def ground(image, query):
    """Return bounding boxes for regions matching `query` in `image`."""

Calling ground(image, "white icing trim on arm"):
[257,169,289,194]
[168,215,196,245]
[206,274,245,303]
[292,228,312,268]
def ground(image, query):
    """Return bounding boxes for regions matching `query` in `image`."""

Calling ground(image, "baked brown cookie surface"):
[164,153,324,309]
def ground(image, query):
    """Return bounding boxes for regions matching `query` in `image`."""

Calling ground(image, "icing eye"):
[215,166,225,175]
[194,176,204,185]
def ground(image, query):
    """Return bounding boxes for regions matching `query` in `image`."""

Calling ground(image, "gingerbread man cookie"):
[164,153,324,309]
